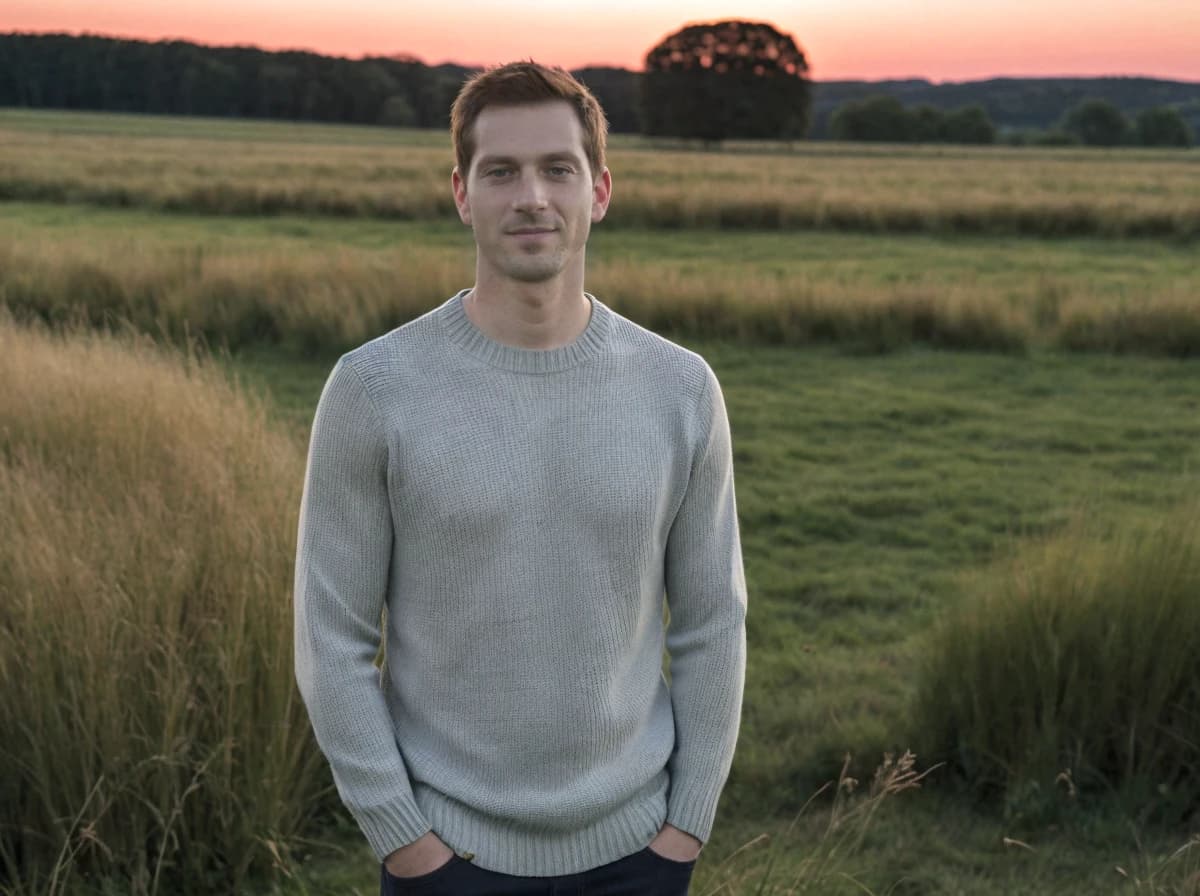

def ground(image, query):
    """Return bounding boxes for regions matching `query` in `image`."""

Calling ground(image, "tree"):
[830,95,911,142]
[830,96,996,144]
[941,105,996,144]
[1135,105,1194,147]
[908,104,945,143]
[378,94,417,127]
[640,20,811,144]
[1062,98,1130,146]
[179,56,240,116]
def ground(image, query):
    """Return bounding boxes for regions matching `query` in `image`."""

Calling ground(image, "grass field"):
[2,109,1199,895]
[3,108,1199,237]
[4,202,1200,355]
[228,343,1200,895]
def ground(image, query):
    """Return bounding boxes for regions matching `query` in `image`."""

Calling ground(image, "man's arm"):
[662,362,749,845]
[293,358,432,861]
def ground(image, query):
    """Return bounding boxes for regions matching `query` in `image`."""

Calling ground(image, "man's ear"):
[591,167,612,224]
[452,167,471,225]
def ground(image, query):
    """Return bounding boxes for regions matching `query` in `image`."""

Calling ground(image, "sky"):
[6,0,1200,82]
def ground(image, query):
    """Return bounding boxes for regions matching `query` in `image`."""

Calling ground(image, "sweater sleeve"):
[293,358,432,860]
[662,362,748,844]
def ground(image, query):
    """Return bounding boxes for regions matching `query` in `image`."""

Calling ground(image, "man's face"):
[452,101,611,286]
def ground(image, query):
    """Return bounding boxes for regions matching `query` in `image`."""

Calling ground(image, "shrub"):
[1062,98,1132,147]
[830,95,912,142]
[829,99,997,145]
[1032,129,1081,146]
[908,104,945,143]
[1136,106,1195,148]
[0,316,330,894]
[941,105,997,145]
[912,506,1200,823]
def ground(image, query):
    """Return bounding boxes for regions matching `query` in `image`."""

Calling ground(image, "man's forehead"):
[472,101,584,147]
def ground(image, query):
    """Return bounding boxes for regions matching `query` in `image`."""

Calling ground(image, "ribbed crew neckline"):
[437,289,612,374]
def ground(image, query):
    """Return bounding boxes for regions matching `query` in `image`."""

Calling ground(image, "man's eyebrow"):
[475,151,584,166]
[540,150,584,163]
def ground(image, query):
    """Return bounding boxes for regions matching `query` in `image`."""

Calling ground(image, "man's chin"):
[500,259,565,283]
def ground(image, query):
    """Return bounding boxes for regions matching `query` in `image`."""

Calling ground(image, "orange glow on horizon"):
[4,0,1200,82]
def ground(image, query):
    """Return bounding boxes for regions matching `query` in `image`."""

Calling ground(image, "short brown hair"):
[450,61,608,180]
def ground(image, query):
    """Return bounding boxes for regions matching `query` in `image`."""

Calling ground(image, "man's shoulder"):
[603,302,715,392]
[338,299,448,385]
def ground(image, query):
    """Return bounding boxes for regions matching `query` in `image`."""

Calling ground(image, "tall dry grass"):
[0,315,329,894]
[2,122,1198,238]
[696,752,933,895]
[913,505,1200,825]
[6,233,1200,356]
[0,237,470,354]
[1116,835,1200,895]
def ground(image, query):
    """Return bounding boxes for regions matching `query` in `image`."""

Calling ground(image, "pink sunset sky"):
[5,0,1200,82]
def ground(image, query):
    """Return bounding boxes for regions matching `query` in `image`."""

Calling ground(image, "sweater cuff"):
[665,778,724,844]
[353,798,434,860]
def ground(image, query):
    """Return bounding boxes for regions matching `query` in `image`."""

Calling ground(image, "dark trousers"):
[380,846,695,895]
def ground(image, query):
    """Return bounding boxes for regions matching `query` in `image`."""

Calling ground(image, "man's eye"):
[548,166,572,176]
[484,168,512,178]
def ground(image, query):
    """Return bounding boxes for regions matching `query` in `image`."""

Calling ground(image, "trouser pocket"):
[636,846,697,894]
[380,855,465,894]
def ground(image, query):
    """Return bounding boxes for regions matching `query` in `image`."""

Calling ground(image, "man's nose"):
[512,173,548,211]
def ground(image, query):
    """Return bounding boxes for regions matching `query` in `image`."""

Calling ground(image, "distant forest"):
[3,32,1199,139]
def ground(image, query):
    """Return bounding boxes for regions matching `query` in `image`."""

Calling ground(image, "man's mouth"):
[506,226,556,235]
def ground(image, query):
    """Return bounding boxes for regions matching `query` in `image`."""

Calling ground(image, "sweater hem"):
[414,769,669,877]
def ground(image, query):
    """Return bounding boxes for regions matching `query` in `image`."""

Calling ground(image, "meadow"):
[2,108,1199,237]
[1,109,1199,895]
[4,204,1200,356]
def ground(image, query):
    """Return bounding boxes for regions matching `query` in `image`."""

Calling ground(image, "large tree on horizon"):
[639,20,812,144]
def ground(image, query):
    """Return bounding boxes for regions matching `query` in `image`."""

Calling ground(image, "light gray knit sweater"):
[294,290,747,877]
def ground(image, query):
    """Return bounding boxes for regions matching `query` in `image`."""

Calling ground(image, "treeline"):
[830,94,1194,147]
[810,76,1200,139]
[0,33,464,127]
[831,97,997,144]
[1045,98,1194,147]
[0,33,649,132]
[2,32,1199,145]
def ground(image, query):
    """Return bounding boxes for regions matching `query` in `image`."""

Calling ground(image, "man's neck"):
[463,276,592,350]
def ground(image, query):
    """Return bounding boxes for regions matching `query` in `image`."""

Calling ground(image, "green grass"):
[0,107,452,145]
[0,107,1191,164]
[915,503,1200,825]
[5,106,1199,893]
[248,801,1200,895]
[224,341,1200,895]
[7,197,1196,293]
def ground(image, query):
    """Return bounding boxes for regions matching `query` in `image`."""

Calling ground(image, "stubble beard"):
[479,215,591,284]
[499,249,569,283]
[490,224,580,284]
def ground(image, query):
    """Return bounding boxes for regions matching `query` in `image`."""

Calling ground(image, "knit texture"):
[294,290,747,876]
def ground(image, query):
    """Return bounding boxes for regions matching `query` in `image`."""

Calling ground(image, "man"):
[294,61,747,896]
